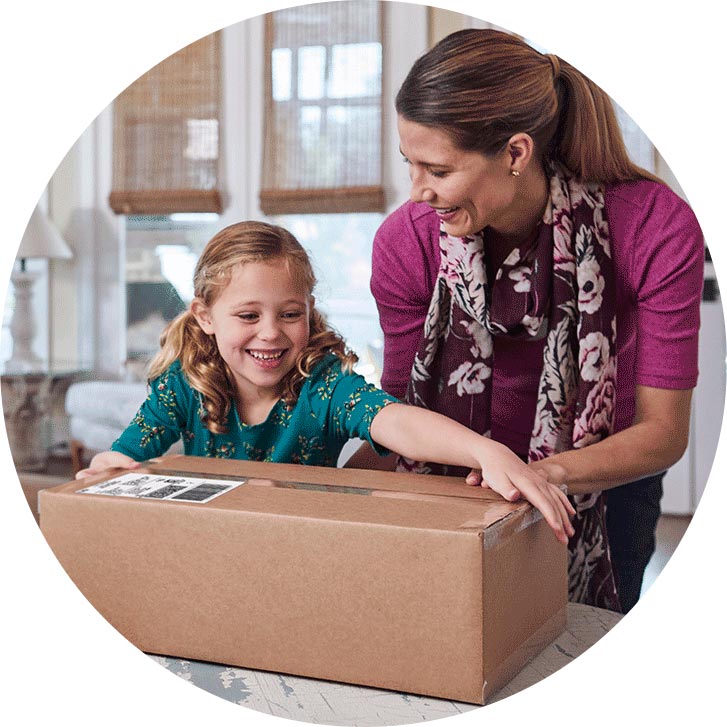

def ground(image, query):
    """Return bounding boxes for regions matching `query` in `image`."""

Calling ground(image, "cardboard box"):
[40,454,567,704]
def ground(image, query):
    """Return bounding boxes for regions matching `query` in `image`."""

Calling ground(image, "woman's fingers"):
[465,469,484,486]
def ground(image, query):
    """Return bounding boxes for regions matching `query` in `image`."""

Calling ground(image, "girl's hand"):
[75,451,141,479]
[466,460,569,489]
[472,443,576,545]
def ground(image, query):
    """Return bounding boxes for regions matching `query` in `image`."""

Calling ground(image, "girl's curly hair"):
[147,221,358,434]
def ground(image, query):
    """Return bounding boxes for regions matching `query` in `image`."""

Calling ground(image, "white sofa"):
[65,380,184,472]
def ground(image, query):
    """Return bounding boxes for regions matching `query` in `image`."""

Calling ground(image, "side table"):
[1,368,88,472]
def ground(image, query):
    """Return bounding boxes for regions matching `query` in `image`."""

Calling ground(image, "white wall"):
[49,105,126,378]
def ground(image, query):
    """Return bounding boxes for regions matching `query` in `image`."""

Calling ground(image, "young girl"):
[77,221,574,543]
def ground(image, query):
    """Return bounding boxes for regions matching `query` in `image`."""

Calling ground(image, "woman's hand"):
[472,443,575,545]
[75,451,141,479]
[527,459,568,487]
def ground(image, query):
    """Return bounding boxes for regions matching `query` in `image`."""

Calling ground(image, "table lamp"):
[5,205,73,373]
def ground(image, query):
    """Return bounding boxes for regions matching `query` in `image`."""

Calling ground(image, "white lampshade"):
[17,205,73,261]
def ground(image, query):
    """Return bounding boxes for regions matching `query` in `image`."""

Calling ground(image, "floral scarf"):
[399,169,621,611]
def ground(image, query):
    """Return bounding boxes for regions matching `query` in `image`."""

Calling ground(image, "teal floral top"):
[111,355,399,467]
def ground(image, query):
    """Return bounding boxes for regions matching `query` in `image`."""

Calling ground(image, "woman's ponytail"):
[553,59,662,184]
[397,28,663,185]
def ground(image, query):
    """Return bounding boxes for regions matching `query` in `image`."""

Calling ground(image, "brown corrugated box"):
[39,454,567,704]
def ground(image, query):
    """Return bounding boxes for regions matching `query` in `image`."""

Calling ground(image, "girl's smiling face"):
[398,115,520,238]
[192,258,311,404]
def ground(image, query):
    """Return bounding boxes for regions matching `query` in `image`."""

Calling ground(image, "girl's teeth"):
[250,351,283,360]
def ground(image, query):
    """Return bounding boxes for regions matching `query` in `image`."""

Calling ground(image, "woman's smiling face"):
[398,115,519,238]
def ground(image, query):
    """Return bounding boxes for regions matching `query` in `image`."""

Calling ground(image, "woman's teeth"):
[434,206,459,218]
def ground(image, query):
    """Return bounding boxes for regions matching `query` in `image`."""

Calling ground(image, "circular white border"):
[1,2,724,725]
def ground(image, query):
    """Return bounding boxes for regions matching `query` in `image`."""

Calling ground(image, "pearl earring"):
[511,170,521,177]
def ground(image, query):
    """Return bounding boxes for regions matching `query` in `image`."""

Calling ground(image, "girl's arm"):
[369,403,575,544]
[75,366,189,478]
[76,451,141,479]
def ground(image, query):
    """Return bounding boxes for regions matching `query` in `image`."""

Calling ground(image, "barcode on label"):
[171,483,231,502]
[142,485,188,499]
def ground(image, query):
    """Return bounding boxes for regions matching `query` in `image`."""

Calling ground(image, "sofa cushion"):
[66,381,180,455]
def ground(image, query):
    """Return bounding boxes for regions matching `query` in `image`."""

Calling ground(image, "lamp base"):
[5,270,45,374]
[4,355,45,375]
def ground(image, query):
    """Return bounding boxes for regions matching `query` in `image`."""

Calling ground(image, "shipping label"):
[78,472,244,504]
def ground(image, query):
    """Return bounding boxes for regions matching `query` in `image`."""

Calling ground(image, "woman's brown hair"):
[148,221,358,434]
[396,28,661,184]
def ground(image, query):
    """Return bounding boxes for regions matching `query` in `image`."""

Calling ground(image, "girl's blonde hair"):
[396,29,662,185]
[148,221,358,434]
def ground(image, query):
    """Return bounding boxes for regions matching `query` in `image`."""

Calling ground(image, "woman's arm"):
[527,386,692,493]
[371,203,438,398]
[369,403,575,544]
[523,190,701,492]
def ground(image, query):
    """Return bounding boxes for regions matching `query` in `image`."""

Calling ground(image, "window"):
[111,2,417,383]
[260,1,387,382]
[109,32,224,374]
[271,212,383,382]
[109,32,223,215]
[260,1,385,215]
[123,214,219,373]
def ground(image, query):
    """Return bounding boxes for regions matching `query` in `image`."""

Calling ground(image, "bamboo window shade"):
[260,1,385,215]
[109,32,223,215]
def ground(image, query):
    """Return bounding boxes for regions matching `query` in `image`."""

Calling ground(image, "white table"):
[149,603,621,726]
[1,367,86,471]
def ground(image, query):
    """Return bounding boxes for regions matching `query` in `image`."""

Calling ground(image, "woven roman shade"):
[109,32,223,215]
[260,1,385,215]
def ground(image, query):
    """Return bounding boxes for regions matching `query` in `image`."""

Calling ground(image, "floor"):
[640,513,692,596]
[17,454,74,525]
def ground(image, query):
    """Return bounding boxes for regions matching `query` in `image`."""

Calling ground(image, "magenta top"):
[371,180,704,457]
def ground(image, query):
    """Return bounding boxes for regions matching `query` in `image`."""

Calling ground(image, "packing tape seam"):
[143,465,511,507]
[477,507,543,549]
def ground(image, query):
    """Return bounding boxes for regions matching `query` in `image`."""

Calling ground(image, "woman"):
[347,29,704,613]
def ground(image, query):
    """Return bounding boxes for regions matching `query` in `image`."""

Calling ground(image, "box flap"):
[42,455,533,536]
